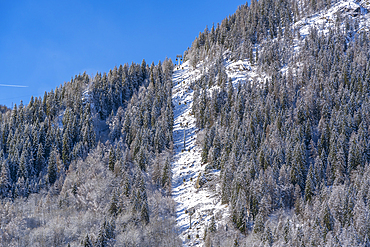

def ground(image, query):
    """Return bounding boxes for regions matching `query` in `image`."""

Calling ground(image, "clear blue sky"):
[0,0,247,108]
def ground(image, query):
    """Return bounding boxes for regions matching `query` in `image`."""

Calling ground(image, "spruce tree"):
[0,160,11,198]
[48,147,58,185]
[108,191,119,216]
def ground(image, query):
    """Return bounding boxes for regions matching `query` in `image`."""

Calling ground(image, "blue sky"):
[0,0,247,108]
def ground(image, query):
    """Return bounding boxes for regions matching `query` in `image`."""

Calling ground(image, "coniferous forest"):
[186,0,370,245]
[0,60,180,246]
[1,0,370,246]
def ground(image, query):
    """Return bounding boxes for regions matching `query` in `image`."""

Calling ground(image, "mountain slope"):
[1,0,370,245]
[171,0,370,246]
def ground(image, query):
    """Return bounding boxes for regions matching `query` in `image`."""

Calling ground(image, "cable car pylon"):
[176,55,183,67]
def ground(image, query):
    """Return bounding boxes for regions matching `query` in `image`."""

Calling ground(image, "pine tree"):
[108,191,119,216]
[322,204,334,240]
[209,215,217,232]
[95,220,116,247]
[138,172,149,224]
[161,158,172,193]
[264,226,273,246]
[83,234,93,247]
[353,196,369,240]
[82,103,96,150]
[294,184,303,215]
[304,164,315,203]
[0,160,11,198]
[62,130,71,167]
[232,187,248,232]
[136,146,147,171]
[291,141,307,191]
[96,224,108,247]
[108,149,115,172]
[140,188,150,224]
[348,133,360,174]
[18,149,28,179]
[35,143,45,175]
[254,213,265,234]
[283,220,291,243]
[48,147,58,185]
[334,134,347,184]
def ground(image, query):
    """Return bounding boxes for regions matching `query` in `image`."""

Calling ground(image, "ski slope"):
[171,58,259,246]
[171,62,229,246]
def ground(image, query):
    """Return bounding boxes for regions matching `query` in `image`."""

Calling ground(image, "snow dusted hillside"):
[171,0,370,246]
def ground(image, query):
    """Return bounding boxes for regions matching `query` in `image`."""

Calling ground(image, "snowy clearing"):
[171,57,261,246]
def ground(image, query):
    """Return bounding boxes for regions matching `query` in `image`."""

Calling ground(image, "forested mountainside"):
[0,59,180,246]
[184,0,370,245]
[2,0,370,246]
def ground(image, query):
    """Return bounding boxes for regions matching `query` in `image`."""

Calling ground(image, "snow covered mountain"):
[1,0,370,245]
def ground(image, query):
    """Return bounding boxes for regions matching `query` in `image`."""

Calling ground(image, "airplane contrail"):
[0,84,28,88]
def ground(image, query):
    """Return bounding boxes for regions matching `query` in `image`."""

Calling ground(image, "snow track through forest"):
[171,55,262,246]
[171,62,229,246]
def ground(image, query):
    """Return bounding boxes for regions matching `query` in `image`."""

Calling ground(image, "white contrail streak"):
[0,84,28,88]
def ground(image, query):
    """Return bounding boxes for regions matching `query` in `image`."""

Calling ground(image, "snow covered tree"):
[48,147,58,185]
[0,160,11,198]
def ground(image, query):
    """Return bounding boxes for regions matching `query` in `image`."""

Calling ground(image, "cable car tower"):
[176,55,183,66]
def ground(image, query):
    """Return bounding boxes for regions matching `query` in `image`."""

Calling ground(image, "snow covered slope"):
[295,0,369,37]
[171,58,260,246]
[171,62,229,246]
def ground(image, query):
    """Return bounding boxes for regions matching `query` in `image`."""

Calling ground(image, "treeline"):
[189,0,370,246]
